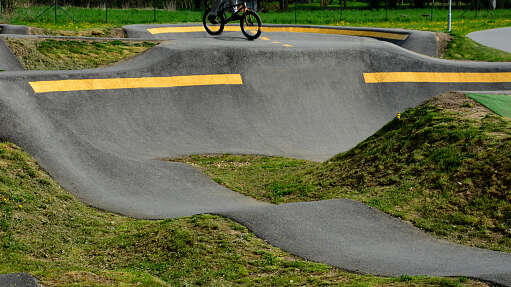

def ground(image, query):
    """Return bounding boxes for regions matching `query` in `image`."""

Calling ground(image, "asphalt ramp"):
[1,26,511,285]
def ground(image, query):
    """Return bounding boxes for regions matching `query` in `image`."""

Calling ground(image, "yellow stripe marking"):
[148,26,242,34]
[260,36,270,40]
[30,74,243,94]
[272,41,281,44]
[364,72,511,83]
[262,27,408,40]
[282,44,293,47]
[147,26,408,40]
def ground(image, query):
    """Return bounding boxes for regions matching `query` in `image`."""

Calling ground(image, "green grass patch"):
[444,34,511,62]
[0,6,510,34]
[468,94,511,118]
[172,93,511,253]
[2,6,511,35]
[0,142,484,286]
[4,38,157,70]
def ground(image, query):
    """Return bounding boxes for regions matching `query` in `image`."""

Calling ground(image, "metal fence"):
[0,0,507,30]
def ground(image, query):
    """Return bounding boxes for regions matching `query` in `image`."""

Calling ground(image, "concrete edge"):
[0,24,30,35]
[0,273,39,287]
[0,36,23,71]
[0,33,161,42]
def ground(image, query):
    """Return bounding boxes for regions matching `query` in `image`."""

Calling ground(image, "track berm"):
[1,24,511,286]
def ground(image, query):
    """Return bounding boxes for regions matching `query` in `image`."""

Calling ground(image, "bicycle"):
[203,0,262,40]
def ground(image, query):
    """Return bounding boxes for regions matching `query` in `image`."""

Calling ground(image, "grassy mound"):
[4,38,157,70]
[0,143,482,286]
[173,93,511,253]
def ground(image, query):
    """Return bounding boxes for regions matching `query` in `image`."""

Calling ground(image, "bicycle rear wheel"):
[203,8,225,35]
[240,10,262,40]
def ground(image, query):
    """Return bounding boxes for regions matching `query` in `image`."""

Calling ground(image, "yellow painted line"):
[148,26,242,34]
[260,36,270,40]
[272,41,281,44]
[262,27,408,40]
[282,44,293,47]
[364,72,511,83]
[30,74,243,93]
[147,26,408,40]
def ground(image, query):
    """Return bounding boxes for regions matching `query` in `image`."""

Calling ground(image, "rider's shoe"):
[208,14,219,24]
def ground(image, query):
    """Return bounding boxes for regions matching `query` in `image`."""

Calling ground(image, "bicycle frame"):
[217,1,249,23]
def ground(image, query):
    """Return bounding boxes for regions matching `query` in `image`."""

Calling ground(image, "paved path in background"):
[468,27,511,53]
[1,24,511,286]
[0,38,23,71]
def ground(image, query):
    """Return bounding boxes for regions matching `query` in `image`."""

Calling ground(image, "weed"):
[5,38,157,70]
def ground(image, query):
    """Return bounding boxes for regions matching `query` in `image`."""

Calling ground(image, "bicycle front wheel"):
[240,10,262,40]
[203,8,225,35]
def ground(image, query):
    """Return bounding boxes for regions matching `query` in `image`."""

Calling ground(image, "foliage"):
[445,33,511,62]
[5,38,157,70]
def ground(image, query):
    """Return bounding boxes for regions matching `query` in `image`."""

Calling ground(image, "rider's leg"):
[209,0,222,15]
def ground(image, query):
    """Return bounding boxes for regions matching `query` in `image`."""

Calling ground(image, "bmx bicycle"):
[202,0,262,40]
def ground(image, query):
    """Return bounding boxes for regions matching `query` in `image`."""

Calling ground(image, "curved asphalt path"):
[468,26,511,53]
[1,24,511,286]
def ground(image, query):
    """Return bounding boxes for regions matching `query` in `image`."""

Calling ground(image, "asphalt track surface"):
[468,27,511,53]
[0,273,39,287]
[0,37,23,71]
[2,24,511,286]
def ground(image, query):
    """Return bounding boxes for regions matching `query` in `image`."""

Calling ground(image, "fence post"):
[448,0,452,32]
[431,0,434,20]
[294,0,297,24]
[339,0,343,21]
[384,0,388,20]
[154,0,157,22]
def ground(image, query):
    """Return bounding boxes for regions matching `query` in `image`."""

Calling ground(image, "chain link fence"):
[0,0,509,28]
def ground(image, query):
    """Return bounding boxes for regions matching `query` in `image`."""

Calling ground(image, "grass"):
[1,6,510,32]
[0,142,486,286]
[171,93,511,253]
[1,6,510,34]
[444,34,511,61]
[468,94,511,117]
[4,38,157,70]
